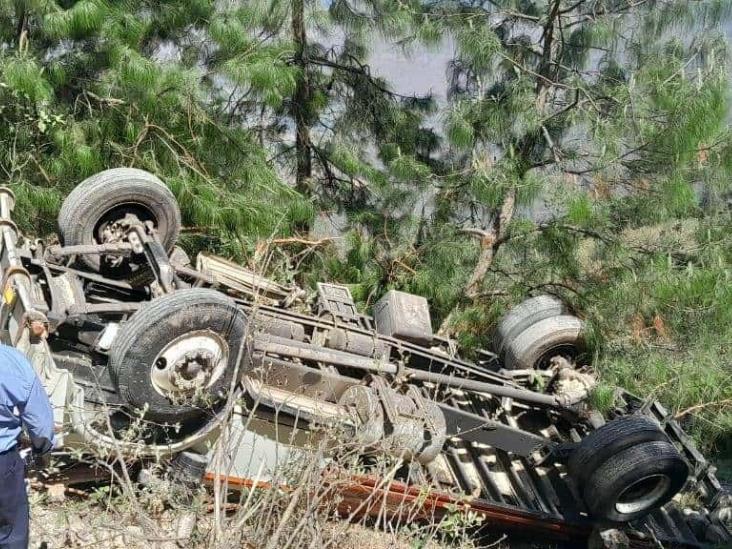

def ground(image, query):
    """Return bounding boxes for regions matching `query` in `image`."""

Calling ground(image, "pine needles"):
[0,0,731,456]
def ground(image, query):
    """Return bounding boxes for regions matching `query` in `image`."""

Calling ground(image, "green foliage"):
[1,0,731,459]
[453,21,500,71]
[0,0,311,249]
[1,57,53,102]
[319,0,732,455]
[566,194,593,226]
[588,383,617,415]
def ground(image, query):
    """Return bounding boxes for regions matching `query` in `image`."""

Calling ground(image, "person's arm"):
[18,376,55,455]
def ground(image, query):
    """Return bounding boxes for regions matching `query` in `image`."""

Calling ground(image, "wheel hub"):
[150,331,229,398]
[100,213,148,267]
[178,351,211,379]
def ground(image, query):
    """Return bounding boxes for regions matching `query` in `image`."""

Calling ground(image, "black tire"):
[493,295,565,358]
[58,168,181,271]
[581,440,688,523]
[568,416,669,488]
[504,315,585,370]
[109,289,248,424]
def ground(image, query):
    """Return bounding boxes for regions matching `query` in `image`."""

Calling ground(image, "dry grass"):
[27,496,462,549]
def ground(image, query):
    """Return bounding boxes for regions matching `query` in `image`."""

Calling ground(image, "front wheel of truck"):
[58,167,182,273]
[109,288,249,425]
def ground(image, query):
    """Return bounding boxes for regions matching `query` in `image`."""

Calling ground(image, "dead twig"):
[269,237,335,247]
[675,399,732,420]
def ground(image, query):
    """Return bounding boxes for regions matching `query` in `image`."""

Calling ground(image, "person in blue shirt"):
[0,345,55,549]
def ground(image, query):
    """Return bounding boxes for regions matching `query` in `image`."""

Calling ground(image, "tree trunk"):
[438,187,517,336]
[16,6,28,53]
[292,0,311,195]
[465,187,516,300]
[465,232,496,300]
[439,1,560,336]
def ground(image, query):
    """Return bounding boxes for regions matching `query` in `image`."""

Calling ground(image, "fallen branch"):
[674,399,732,420]
[269,237,335,246]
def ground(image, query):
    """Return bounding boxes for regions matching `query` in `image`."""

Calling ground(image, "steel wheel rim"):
[95,202,162,243]
[615,474,671,515]
[150,330,229,398]
[536,343,579,369]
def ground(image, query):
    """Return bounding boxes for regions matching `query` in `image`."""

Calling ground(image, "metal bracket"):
[140,235,176,294]
[438,404,552,457]
[316,283,359,323]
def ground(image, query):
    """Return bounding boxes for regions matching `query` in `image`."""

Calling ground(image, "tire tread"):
[109,289,246,423]
[568,415,668,488]
[583,440,688,522]
[504,315,585,370]
[494,295,564,357]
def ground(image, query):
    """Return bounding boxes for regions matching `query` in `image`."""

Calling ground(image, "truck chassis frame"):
[0,177,728,546]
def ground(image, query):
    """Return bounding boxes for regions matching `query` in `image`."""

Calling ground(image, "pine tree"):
[0,0,312,254]
[1,1,730,452]
[210,0,439,235]
[406,0,732,449]
[372,0,729,326]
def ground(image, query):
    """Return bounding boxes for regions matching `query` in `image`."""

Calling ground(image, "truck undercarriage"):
[0,168,729,546]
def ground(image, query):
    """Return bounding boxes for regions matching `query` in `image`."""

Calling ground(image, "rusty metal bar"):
[67,303,142,315]
[253,336,398,375]
[47,243,134,256]
[407,369,567,408]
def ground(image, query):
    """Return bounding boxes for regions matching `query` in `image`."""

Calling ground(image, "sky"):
[369,38,454,101]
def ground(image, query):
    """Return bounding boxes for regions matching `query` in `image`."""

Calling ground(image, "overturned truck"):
[0,168,729,545]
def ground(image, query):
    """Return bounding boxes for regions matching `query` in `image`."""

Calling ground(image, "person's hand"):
[20,447,50,470]
[19,447,32,467]
[29,319,48,340]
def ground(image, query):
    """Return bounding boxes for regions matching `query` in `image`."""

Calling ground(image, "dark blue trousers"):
[0,449,27,549]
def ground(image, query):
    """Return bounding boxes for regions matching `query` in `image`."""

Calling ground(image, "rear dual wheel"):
[493,295,586,370]
[568,416,688,523]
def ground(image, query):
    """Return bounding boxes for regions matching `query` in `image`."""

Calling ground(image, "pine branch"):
[564,0,650,28]
[675,399,732,419]
[269,237,335,246]
[541,88,580,122]
[562,143,650,175]
[482,1,541,21]
[312,145,353,188]
[498,52,575,90]
[307,56,429,101]
[559,0,588,15]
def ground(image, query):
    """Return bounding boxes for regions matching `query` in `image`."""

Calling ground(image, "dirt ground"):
[27,490,558,549]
